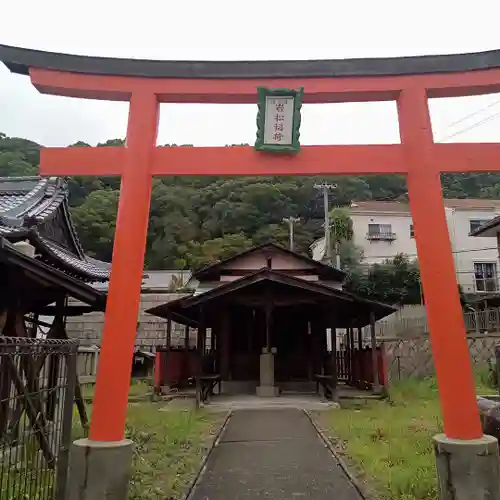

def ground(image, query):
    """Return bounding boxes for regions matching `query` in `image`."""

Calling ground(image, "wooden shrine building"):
[0,175,113,459]
[148,243,396,399]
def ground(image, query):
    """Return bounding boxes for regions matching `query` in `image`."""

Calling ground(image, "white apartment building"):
[310,199,500,294]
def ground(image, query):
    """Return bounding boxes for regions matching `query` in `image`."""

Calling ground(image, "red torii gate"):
[3,46,500,443]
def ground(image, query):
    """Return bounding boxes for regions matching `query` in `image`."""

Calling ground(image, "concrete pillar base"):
[257,351,278,397]
[434,433,500,500]
[67,438,134,500]
[256,385,280,397]
[259,351,275,386]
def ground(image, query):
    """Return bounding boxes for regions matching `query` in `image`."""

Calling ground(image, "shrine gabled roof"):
[1,44,500,79]
[147,267,396,328]
[193,242,346,282]
[0,237,106,312]
[0,176,110,282]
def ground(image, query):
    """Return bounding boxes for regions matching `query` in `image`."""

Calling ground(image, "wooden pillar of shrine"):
[349,326,355,386]
[264,301,272,350]
[181,324,189,385]
[307,320,313,382]
[370,312,381,394]
[47,297,65,421]
[315,315,328,375]
[0,304,11,440]
[196,309,206,408]
[329,320,338,402]
[344,327,351,385]
[0,286,25,439]
[310,317,321,376]
[166,318,172,350]
[357,326,363,389]
[184,324,190,350]
[161,318,172,389]
[220,310,230,381]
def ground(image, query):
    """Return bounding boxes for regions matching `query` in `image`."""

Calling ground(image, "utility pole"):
[314,182,337,266]
[282,216,300,252]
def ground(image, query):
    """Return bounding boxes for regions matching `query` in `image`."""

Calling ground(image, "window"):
[367,223,395,240]
[410,224,415,238]
[474,262,498,292]
[470,219,491,233]
[368,223,392,235]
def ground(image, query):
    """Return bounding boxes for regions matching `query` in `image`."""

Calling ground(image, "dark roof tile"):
[0,176,110,282]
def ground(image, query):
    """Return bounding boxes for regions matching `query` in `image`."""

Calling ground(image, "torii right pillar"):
[398,87,500,500]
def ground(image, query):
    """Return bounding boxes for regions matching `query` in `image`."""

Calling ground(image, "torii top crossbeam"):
[1,44,499,443]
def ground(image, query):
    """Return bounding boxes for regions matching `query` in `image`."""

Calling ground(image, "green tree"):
[71,189,119,261]
[338,240,364,269]
[0,151,37,177]
[179,233,253,269]
[346,254,421,305]
[4,132,500,275]
[0,133,40,169]
[329,207,354,245]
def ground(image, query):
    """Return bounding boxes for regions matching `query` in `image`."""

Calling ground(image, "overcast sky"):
[1,0,500,148]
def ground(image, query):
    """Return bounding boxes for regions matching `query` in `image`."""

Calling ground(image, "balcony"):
[366,232,397,241]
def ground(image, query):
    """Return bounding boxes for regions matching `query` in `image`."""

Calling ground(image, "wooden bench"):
[314,374,336,400]
[198,374,222,403]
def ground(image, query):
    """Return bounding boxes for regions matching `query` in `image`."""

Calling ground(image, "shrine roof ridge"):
[0,176,110,282]
[2,45,500,79]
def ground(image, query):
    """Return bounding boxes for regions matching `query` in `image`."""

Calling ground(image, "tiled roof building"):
[0,176,110,282]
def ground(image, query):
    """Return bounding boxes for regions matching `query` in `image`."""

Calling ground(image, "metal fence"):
[464,309,500,333]
[0,337,78,500]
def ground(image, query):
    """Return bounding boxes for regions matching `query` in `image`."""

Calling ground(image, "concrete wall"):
[383,333,500,382]
[66,292,198,350]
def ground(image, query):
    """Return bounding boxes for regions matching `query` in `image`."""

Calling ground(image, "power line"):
[353,245,500,261]
[314,235,500,261]
[355,264,500,275]
[437,109,500,142]
[440,97,500,131]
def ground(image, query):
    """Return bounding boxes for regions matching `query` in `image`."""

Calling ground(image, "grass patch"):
[73,401,224,500]
[127,405,223,499]
[2,381,222,500]
[81,379,153,401]
[315,373,495,500]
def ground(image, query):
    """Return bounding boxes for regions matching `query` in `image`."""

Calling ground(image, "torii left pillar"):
[68,92,159,500]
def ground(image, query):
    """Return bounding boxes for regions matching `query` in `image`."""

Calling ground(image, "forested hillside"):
[2,132,500,275]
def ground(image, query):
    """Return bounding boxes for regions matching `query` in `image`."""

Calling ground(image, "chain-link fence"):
[0,337,78,500]
[382,333,500,382]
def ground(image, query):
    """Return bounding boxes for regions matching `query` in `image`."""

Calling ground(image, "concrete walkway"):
[189,409,363,499]
[204,394,339,412]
